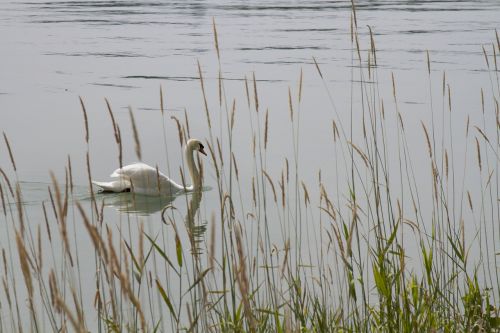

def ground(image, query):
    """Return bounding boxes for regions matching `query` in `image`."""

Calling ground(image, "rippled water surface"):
[1,0,499,330]
[2,1,499,182]
[1,1,498,178]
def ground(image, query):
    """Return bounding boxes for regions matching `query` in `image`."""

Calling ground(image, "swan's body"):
[92,139,206,196]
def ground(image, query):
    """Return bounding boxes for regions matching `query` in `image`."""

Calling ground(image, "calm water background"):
[2,0,499,184]
[1,0,499,329]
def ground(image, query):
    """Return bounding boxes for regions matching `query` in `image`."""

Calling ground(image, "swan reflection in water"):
[97,191,174,215]
[97,186,208,215]
[181,189,206,255]
[97,188,207,254]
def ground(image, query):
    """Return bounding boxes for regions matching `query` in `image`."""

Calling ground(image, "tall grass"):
[0,13,499,333]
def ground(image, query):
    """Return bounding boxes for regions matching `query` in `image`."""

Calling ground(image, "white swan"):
[92,138,206,196]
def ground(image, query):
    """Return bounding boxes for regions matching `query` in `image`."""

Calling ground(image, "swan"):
[92,138,206,196]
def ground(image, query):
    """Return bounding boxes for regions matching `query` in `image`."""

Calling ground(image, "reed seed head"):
[3,132,16,171]
[128,107,142,161]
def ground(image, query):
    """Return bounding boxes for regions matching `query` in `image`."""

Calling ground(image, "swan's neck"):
[185,144,201,191]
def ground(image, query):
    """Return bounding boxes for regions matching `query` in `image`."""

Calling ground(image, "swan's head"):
[187,138,207,156]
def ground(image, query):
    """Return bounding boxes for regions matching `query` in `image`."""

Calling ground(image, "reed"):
[129,107,142,161]
[3,132,16,172]
[79,96,89,144]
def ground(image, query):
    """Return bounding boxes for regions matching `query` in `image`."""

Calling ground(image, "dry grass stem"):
[209,212,216,269]
[391,72,397,100]
[312,56,323,79]
[264,109,269,149]
[466,116,470,137]
[496,29,500,51]
[0,168,14,197]
[36,225,42,270]
[234,225,255,332]
[138,222,144,268]
[160,85,164,115]
[467,191,473,212]
[232,152,239,180]
[481,88,485,113]
[54,293,86,333]
[482,46,490,68]
[251,177,256,207]
[218,70,222,107]
[298,68,303,103]
[198,60,212,129]
[348,142,369,168]
[15,230,33,298]
[207,142,219,180]
[171,115,184,146]
[67,155,74,193]
[76,202,108,263]
[332,120,339,142]
[474,126,490,143]
[42,202,52,242]
[0,183,5,216]
[156,165,162,193]
[285,158,289,183]
[212,17,220,60]
[279,171,285,208]
[421,122,433,158]
[3,132,16,171]
[105,98,120,143]
[217,138,223,165]
[262,170,277,203]
[301,181,310,207]
[426,50,431,75]
[369,25,377,65]
[475,137,482,171]
[128,107,142,161]
[244,75,250,108]
[14,185,25,239]
[351,0,358,28]
[445,150,449,179]
[252,72,259,113]
[50,172,73,266]
[184,109,191,138]
[448,85,452,112]
[79,96,89,144]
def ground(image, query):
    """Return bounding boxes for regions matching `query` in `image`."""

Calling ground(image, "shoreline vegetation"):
[1,7,500,333]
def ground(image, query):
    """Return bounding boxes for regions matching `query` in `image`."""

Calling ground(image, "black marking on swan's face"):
[198,142,207,156]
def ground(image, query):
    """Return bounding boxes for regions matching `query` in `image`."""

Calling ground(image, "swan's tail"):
[92,180,131,193]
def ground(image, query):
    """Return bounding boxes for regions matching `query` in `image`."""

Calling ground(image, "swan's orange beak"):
[199,146,207,156]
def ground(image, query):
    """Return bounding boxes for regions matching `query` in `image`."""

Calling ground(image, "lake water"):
[1,0,499,331]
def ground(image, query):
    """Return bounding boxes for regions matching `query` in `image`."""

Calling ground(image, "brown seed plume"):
[129,107,142,161]
[3,132,16,171]
[79,96,89,144]
[252,72,259,113]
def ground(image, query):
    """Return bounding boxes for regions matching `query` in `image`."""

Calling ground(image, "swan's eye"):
[198,142,207,156]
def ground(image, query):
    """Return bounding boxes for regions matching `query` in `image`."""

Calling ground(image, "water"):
[2,1,499,181]
[0,0,499,330]
[1,1,498,182]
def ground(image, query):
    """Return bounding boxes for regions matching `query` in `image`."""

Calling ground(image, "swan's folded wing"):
[111,163,165,193]
[110,162,156,178]
[108,162,183,195]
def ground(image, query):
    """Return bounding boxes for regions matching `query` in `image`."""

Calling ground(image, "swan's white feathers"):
[106,162,183,196]
[92,138,204,196]
[111,162,156,178]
